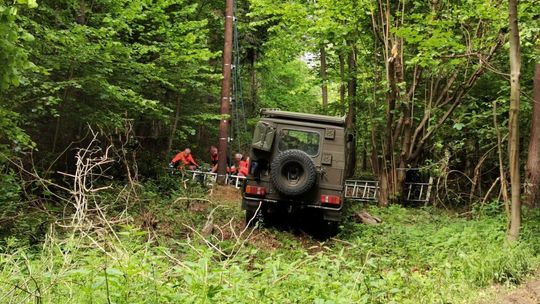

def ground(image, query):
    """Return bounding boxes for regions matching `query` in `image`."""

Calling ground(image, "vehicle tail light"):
[321,195,341,206]
[245,185,266,196]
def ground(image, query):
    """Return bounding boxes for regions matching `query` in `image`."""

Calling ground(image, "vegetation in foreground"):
[1,183,539,304]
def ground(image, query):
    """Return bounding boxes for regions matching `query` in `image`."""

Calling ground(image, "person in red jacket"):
[239,157,250,176]
[170,148,198,170]
[230,153,249,176]
[209,146,219,173]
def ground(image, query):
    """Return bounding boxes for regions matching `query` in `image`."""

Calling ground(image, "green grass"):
[1,190,539,303]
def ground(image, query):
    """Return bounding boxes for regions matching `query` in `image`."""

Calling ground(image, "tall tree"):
[345,42,357,178]
[320,45,328,109]
[370,0,506,205]
[525,62,540,208]
[507,0,521,241]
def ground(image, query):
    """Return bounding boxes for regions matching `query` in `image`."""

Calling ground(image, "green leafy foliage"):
[0,0,37,155]
[0,0,224,171]
[1,191,539,303]
[0,170,22,218]
[0,1,35,90]
[257,57,319,112]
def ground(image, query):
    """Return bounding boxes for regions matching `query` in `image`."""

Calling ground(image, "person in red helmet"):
[170,148,198,170]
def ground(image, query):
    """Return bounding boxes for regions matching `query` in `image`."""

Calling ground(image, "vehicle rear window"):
[278,129,320,156]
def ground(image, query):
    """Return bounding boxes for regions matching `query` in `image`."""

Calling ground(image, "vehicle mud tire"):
[270,149,317,196]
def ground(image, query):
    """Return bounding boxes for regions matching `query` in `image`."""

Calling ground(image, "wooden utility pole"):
[217,0,234,184]
[507,0,521,242]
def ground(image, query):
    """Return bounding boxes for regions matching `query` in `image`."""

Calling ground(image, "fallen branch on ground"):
[354,211,382,225]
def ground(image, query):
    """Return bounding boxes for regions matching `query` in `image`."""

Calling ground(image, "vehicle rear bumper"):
[242,196,343,222]
[242,196,277,210]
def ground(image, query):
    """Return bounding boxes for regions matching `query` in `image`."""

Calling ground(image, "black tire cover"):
[270,149,317,196]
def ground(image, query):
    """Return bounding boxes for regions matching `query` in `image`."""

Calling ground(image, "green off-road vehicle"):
[242,109,350,235]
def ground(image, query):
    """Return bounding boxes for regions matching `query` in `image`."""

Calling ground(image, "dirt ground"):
[497,280,540,304]
[480,275,540,304]
[209,185,243,202]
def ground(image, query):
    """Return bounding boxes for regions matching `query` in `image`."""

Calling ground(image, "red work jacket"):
[171,151,198,167]
[239,160,249,176]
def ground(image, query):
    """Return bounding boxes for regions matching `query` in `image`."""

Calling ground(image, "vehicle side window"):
[278,129,320,156]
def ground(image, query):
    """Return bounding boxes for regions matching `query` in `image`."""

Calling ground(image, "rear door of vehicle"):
[270,125,323,198]
[319,126,345,198]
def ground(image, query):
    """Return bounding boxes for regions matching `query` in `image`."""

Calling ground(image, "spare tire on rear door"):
[270,149,317,196]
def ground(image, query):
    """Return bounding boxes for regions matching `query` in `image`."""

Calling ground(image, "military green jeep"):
[242,109,350,235]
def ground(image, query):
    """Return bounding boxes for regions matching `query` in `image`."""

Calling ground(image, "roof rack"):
[260,109,346,126]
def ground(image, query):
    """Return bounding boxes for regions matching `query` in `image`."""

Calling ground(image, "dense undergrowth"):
[1,180,539,303]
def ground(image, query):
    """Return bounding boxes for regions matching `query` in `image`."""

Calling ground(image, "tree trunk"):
[379,41,400,206]
[339,54,346,116]
[345,44,357,178]
[362,141,368,171]
[76,0,86,25]
[320,46,328,109]
[378,168,392,207]
[167,95,181,156]
[249,50,258,116]
[53,65,74,153]
[525,63,540,208]
[507,0,521,242]
[493,101,510,214]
